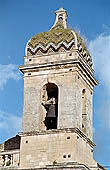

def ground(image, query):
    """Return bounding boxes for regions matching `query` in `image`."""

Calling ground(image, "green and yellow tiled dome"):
[25,7,92,67]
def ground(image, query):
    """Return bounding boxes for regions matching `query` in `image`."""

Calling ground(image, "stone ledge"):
[0,149,20,155]
[0,162,106,170]
[19,127,95,148]
[0,162,91,170]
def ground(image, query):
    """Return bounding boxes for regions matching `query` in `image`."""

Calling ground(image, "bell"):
[46,105,56,117]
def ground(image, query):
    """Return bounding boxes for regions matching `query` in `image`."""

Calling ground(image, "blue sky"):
[0,0,110,168]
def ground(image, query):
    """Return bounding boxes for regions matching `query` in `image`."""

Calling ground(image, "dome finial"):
[52,7,68,29]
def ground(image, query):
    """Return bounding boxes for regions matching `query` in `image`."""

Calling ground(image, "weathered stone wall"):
[22,85,41,132]
[20,129,96,169]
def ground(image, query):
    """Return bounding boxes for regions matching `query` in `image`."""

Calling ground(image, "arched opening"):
[58,14,63,21]
[82,89,87,133]
[41,83,58,130]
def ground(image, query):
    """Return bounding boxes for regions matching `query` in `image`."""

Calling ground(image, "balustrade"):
[0,151,19,167]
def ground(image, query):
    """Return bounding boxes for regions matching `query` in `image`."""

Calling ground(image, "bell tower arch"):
[41,83,58,130]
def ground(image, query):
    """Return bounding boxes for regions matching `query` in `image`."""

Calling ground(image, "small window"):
[26,141,28,143]
[63,155,66,158]
[68,154,71,158]
[67,136,70,139]
[82,124,84,128]
[58,14,63,20]
[69,53,72,56]
[29,58,32,61]
[82,89,86,95]
[28,73,31,76]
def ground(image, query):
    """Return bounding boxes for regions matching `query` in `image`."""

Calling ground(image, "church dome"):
[25,7,92,67]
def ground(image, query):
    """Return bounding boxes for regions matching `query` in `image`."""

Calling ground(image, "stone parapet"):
[0,150,20,167]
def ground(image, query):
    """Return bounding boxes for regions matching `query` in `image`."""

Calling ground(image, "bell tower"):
[19,7,98,169]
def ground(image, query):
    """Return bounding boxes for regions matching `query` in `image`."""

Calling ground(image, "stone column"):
[10,154,13,166]
[0,155,4,167]
[5,155,9,166]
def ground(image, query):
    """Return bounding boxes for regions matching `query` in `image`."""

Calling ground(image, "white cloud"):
[0,110,22,143]
[88,32,110,126]
[0,64,21,90]
[88,33,110,92]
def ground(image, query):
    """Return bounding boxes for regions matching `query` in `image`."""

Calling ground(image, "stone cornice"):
[19,57,98,86]
[0,149,20,155]
[18,127,96,148]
